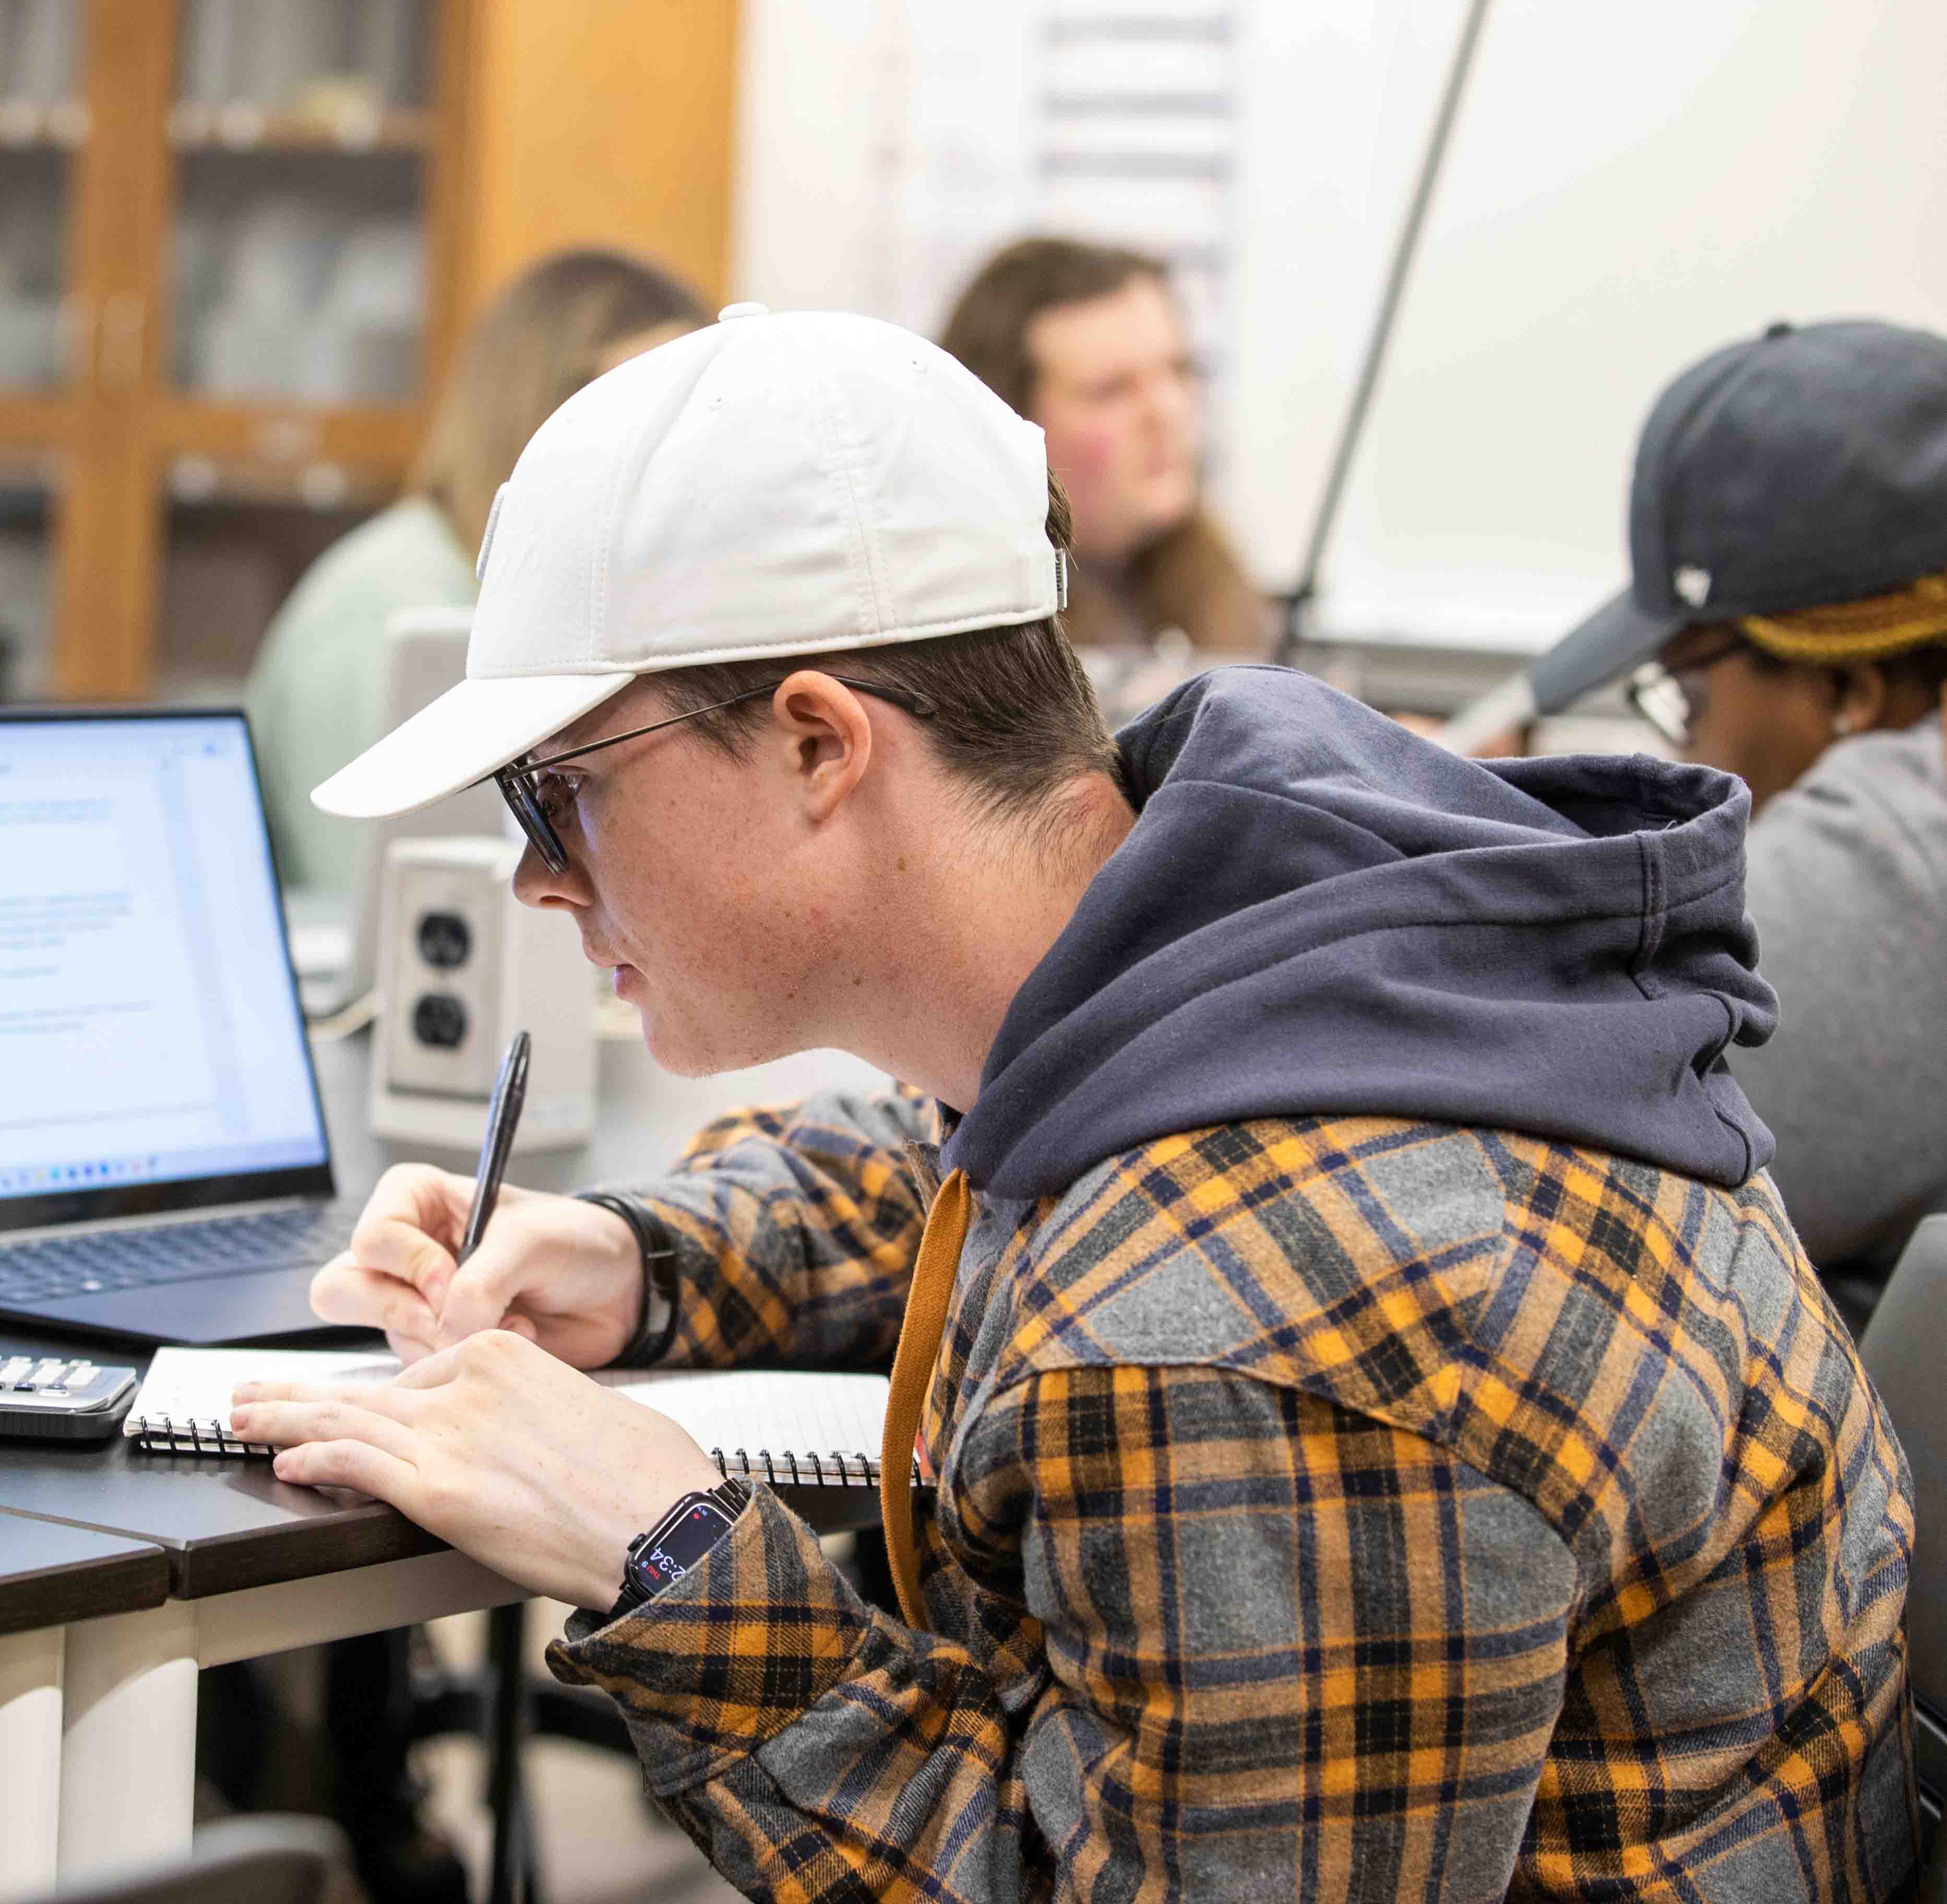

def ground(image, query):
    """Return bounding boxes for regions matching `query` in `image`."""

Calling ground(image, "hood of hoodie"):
[943,665,1777,1202]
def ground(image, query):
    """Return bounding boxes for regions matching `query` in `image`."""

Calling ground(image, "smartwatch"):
[609,1477,751,1617]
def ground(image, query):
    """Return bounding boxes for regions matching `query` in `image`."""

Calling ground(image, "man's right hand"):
[309,1164,644,1367]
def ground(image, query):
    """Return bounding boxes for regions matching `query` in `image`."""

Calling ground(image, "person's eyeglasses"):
[1625,633,1747,748]
[492,676,938,874]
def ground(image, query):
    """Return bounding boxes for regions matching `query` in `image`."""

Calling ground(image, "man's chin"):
[637,1009,809,1082]
[643,1030,723,1080]
[635,1008,702,1077]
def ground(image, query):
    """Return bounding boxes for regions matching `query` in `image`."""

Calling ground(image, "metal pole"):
[485,1600,530,1904]
[1272,0,1496,668]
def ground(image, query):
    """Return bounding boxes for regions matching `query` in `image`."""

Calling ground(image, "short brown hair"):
[413,248,708,550]
[940,235,1171,416]
[650,475,1123,827]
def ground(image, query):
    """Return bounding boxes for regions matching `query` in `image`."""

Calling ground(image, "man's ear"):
[1833,662,1889,736]
[768,671,874,822]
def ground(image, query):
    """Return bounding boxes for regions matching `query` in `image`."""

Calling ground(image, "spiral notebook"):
[125,1347,908,1489]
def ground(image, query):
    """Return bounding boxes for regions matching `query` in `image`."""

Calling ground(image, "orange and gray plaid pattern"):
[552,1093,1918,1901]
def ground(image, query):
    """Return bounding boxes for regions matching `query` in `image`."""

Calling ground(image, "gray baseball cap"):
[1532,319,1947,715]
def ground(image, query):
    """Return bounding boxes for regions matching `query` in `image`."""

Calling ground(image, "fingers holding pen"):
[310,1258,441,1350]
[346,1163,473,1310]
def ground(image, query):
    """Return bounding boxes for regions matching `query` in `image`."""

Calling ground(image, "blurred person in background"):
[941,235,1266,667]
[247,247,707,899]
[1531,318,1947,1318]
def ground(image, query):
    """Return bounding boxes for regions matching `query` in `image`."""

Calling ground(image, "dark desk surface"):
[0,1033,885,1597]
[0,1510,169,1636]
[0,1328,447,1598]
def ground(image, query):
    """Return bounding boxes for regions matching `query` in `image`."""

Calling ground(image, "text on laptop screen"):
[0,714,328,1200]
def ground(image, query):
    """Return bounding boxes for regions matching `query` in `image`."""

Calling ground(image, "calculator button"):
[0,1357,30,1388]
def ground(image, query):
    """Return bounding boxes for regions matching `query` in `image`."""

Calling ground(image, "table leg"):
[45,1555,524,1886]
[58,1600,197,1882]
[486,1599,530,1904]
[0,1626,63,1900]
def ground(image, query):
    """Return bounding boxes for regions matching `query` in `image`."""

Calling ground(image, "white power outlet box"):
[371,837,595,1152]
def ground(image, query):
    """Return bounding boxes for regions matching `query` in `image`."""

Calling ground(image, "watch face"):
[627,1496,739,1596]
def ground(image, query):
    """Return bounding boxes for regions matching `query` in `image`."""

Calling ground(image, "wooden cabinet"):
[0,0,737,702]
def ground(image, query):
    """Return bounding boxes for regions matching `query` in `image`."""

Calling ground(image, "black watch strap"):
[609,1477,751,1618]
[577,1192,680,1366]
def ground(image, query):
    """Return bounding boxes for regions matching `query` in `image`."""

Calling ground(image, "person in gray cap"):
[1535,319,1947,1302]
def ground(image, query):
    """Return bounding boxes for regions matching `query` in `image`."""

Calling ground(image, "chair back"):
[32,1816,348,1904]
[1859,1214,1947,1897]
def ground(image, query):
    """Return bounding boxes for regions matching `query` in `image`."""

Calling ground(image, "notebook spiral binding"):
[129,1421,924,1487]
[131,1415,270,1458]
[712,1447,926,1489]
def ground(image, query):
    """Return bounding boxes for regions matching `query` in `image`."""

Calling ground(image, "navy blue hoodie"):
[943,666,1777,1201]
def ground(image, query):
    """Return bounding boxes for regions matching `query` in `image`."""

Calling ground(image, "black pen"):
[457,1030,530,1265]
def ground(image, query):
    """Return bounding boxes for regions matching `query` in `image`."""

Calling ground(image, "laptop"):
[0,706,365,1344]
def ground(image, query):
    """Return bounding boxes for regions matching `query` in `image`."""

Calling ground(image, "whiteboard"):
[733,1,1947,656]
[1227,0,1947,651]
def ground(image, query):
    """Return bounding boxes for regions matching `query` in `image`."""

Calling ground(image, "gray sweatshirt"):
[1734,717,1947,1271]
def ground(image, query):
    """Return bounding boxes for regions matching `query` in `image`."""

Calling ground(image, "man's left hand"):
[229,1331,727,1611]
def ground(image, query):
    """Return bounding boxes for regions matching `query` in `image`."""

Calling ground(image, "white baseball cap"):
[310,303,1064,820]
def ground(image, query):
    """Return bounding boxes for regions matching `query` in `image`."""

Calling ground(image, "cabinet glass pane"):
[0,1,82,393]
[0,0,79,104]
[176,0,429,115]
[0,148,66,388]
[157,464,390,701]
[170,1,432,404]
[0,463,53,701]
[172,147,424,402]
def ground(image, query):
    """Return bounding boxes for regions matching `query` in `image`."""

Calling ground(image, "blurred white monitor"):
[301,605,504,1013]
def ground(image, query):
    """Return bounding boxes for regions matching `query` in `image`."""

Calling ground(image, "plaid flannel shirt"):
[549,1088,1918,1901]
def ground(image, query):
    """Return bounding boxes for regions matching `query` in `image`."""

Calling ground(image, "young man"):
[941,236,1265,655]
[1531,318,1947,1290]
[237,307,1916,1899]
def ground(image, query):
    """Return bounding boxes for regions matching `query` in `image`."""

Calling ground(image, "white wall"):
[733,0,1947,654]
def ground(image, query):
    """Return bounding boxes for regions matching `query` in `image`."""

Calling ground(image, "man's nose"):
[511,837,587,911]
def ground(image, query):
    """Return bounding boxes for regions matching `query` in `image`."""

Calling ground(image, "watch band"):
[577,1191,680,1366]
[609,1477,751,1618]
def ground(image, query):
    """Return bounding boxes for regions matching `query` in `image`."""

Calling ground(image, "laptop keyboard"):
[0,1204,361,1306]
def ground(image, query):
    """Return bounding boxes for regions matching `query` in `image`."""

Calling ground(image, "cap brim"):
[1530,588,1686,717]
[310,671,634,818]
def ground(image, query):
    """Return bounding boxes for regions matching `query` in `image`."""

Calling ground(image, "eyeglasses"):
[492,676,938,874]
[1626,633,1747,748]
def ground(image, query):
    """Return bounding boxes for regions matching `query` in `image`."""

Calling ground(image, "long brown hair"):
[412,248,708,552]
[939,236,1264,652]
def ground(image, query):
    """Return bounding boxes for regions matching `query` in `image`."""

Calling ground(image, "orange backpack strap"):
[879,1168,970,1631]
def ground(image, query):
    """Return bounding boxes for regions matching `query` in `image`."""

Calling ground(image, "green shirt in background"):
[245,496,477,900]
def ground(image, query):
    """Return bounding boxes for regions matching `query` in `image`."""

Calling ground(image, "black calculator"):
[0,1355,138,1442]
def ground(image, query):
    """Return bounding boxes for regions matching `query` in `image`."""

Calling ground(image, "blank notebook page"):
[126,1346,399,1431]
[125,1347,893,1484]
[594,1366,891,1480]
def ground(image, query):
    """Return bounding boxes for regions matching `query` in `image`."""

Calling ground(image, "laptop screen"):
[0,709,333,1230]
